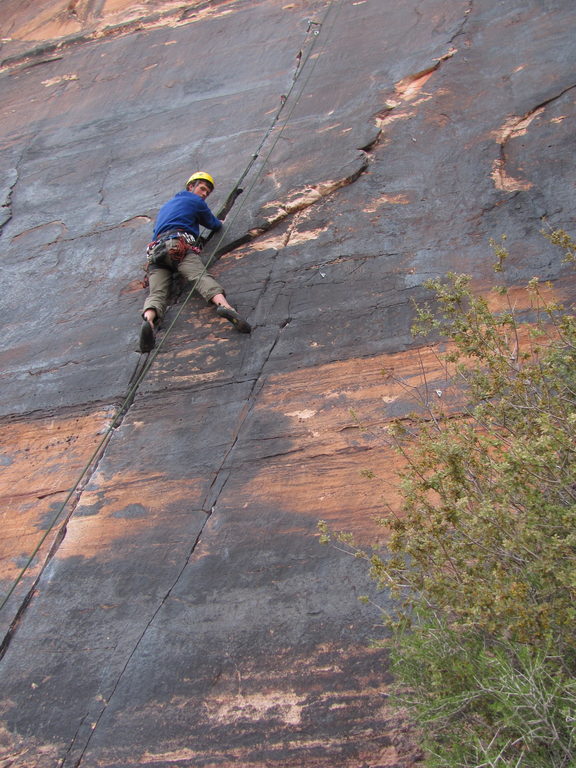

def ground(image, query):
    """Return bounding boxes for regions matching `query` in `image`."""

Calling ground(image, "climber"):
[139,171,251,353]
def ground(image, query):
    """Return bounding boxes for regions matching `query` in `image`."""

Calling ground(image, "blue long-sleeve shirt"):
[153,190,222,239]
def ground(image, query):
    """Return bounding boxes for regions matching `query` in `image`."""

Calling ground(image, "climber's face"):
[189,180,213,199]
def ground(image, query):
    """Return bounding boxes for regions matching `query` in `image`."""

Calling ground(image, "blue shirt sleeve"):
[153,191,223,239]
[196,200,223,232]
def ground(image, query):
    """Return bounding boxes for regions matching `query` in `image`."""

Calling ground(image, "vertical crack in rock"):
[448,0,473,46]
[201,211,338,514]
[214,8,345,251]
[0,421,116,660]
[57,197,335,764]
[0,340,167,658]
[200,239,299,511]
[60,514,214,768]
[0,168,19,235]
[94,145,114,213]
[413,0,472,52]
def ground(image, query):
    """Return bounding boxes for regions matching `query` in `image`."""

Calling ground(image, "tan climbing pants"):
[142,245,224,320]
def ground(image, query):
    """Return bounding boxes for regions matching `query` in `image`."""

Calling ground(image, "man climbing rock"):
[139,171,251,353]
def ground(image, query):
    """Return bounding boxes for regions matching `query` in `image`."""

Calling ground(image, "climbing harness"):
[146,230,201,269]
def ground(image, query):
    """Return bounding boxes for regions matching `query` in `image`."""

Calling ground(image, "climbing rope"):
[0,0,343,619]
[145,0,344,354]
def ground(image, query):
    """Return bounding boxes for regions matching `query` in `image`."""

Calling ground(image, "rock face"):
[1,1,574,765]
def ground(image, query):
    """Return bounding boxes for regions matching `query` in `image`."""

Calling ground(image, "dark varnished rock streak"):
[1,0,575,766]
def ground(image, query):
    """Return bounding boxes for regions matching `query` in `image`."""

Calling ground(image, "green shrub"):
[321,231,576,767]
[391,612,576,767]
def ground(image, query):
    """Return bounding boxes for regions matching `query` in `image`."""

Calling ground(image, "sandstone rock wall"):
[1,1,575,765]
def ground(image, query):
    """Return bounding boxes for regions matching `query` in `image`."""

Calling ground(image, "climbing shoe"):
[216,305,251,334]
[139,320,155,353]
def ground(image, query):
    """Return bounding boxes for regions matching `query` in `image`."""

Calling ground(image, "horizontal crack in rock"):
[247,162,369,239]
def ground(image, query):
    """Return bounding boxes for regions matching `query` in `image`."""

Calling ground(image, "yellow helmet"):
[186,171,215,190]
